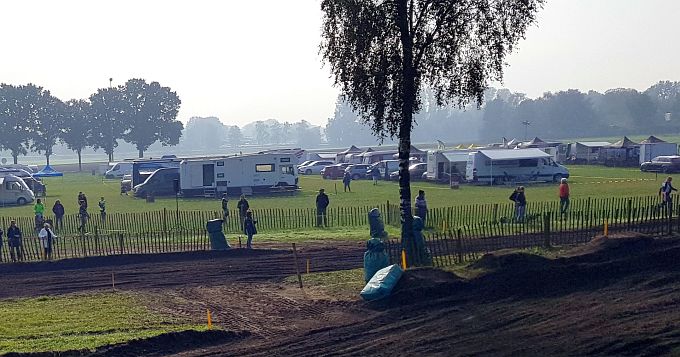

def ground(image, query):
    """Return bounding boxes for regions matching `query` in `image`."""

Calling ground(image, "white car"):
[298,161,334,175]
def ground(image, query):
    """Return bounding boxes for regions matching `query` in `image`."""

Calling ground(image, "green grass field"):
[0,165,662,218]
[0,292,200,354]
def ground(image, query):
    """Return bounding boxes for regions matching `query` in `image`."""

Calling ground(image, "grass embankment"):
[0,165,663,218]
[0,292,202,354]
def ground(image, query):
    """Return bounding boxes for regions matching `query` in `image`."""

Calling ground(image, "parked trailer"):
[180,153,299,197]
[131,158,182,187]
[0,175,35,205]
[466,148,569,185]
[426,150,472,182]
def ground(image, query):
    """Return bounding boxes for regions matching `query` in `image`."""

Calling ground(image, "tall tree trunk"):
[396,0,417,266]
[12,152,18,165]
[46,154,50,166]
[77,149,82,172]
[138,148,144,158]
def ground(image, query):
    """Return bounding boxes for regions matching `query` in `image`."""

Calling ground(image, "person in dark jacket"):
[509,186,527,222]
[316,188,330,227]
[372,168,381,185]
[237,195,250,230]
[660,176,677,215]
[52,200,65,231]
[414,190,428,226]
[342,171,352,192]
[221,194,229,222]
[7,220,23,262]
[243,210,257,249]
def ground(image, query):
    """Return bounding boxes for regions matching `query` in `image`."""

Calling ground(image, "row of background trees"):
[324,80,680,146]
[0,79,182,169]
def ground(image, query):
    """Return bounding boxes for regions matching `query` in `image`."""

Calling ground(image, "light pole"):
[521,120,531,141]
[108,78,114,162]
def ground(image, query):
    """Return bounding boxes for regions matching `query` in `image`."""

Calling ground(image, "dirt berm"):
[193,233,680,356]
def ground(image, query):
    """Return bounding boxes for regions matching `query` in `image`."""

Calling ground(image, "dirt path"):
[0,242,364,299]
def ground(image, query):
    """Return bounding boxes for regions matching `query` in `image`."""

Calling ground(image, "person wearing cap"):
[316,188,330,227]
[559,178,570,215]
[509,186,526,222]
[38,222,57,260]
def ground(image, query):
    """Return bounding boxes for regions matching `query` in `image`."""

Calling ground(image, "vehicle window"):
[112,164,120,170]
[256,164,274,172]
[280,165,294,175]
[216,161,225,166]
[519,159,538,167]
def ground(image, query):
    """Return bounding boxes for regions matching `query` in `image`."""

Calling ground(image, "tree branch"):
[413,1,457,69]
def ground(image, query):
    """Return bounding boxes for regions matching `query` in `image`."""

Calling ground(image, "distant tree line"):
[181,117,322,149]
[325,81,680,145]
[0,79,183,169]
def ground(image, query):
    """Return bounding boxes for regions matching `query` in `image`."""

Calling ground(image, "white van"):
[466,149,569,185]
[105,162,133,178]
[0,175,35,205]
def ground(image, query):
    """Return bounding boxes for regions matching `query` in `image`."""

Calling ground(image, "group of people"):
[29,192,107,233]
[0,219,57,262]
[221,194,258,249]
[315,187,429,227]
[510,178,569,222]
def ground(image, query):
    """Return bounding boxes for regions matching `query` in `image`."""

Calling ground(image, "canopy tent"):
[606,136,639,149]
[479,148,550,161]
[336,145,362,155]
[639,135,666,144]
[33,165,63,177]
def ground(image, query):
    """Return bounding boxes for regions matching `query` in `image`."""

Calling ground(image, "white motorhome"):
[180,153,299,197]
[105,161,133,178]
[466,149,569,185]
[0,175,35,205]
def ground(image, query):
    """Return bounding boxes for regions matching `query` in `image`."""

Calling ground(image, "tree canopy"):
[321,0,544,264]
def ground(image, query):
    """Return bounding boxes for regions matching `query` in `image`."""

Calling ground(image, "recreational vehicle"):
[466,149,569,185]
[180,153,299,197]
[0,175,35,205]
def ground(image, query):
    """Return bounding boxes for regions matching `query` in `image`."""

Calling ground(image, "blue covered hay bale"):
[360,264,403,301]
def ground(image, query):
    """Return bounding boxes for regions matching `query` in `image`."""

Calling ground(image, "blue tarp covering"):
[33,165,63,177]
[360,264,403,301]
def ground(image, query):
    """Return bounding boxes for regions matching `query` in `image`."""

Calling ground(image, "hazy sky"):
[1,0,678,127]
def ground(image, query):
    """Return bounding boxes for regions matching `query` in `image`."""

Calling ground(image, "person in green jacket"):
[34,198,45,232]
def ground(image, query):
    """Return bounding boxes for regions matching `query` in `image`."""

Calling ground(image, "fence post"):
[627,199,632,230]
[119,233,124,255]
[386,200,391,225]
[456,228,463,263]
[543,212,551,248]
[163,208,167,233]
[493,203,498,223]
[668,204,673,236]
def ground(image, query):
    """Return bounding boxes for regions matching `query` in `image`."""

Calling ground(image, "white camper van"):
[180,153,299,197]
[0,175,35,205]
[466,149,569,185]
[105,162,133,178]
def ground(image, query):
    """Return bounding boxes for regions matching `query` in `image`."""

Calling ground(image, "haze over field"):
[1,0,678,127]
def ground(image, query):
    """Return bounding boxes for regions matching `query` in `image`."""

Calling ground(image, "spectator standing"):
[660,176,677,215]
[52,200,65,231]
[243,209,258,249]
[559,178,570,215]
[98,197,107,224]
[7,220,23,262]
[77,192,88,209]
[372,167,381,185]
[78,202,89,233]
[510,186,527,222]
[316,188,330,227]
[221,194,230,222]
[38,223,57,260]
[237,195,250,230]
[34,198,45,219]
[342,171,352,192]
[414,190,428,226]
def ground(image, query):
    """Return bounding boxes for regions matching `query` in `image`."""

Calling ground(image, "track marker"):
[401,249,407,270]
[207,309,212,330]
[112,272,115,290]
[604,219,609,237]
[306,259,310,274]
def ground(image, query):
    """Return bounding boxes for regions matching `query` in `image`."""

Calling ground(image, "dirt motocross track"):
[6,235,680,356]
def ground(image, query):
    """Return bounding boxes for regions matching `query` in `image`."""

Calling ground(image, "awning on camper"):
[479,149,550,161]
[442,151,471,163]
